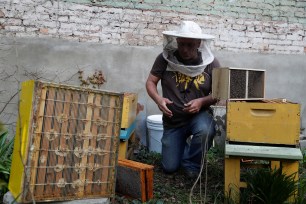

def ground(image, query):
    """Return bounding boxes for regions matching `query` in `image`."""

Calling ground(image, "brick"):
[5,25,25,32]
[287,34,303,41]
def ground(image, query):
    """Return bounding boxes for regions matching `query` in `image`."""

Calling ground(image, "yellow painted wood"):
[119,140,128,159]
[282,161,299,202]
[224,158,240,203]
[121,93,138,129]
[282,161,299,181]
[227,101,300,145]
[8,80,36,202]
[270,161,280,169]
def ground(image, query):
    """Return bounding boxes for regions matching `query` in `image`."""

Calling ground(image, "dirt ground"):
[115,146,225,203]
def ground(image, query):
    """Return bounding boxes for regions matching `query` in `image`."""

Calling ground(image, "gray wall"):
[0,37,305,137]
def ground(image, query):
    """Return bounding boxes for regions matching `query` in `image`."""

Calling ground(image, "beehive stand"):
[224,99,302,203]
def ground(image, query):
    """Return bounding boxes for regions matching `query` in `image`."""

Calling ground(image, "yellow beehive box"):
[212,67,265,100]
[121,93,138,129]
[9,80,123,203]
[226,100,300,146]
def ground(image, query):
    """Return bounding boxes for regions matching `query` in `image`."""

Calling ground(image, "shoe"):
[185,170,199,179]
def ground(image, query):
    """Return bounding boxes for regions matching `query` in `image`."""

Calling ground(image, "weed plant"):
[0,122,14,201]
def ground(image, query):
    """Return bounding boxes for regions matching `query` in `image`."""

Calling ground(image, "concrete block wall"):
[0,0,305,54]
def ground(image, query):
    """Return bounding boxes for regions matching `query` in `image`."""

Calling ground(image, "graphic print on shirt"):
[172,72,205,91]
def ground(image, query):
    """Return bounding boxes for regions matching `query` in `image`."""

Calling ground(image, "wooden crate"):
[9,80,124,203]
[226,100,300,146]
[212,67,265,100]
[116,159,153,202]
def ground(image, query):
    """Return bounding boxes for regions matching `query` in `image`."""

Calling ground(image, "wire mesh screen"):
[20,82,123,202]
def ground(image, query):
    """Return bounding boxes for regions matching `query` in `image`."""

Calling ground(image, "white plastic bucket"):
[147,114,163,153]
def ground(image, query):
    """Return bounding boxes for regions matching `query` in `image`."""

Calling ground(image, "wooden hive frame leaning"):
[116,159,154,202]
[9,80,124,203]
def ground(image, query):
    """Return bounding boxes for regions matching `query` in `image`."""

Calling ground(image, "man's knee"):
[162,161,180,173]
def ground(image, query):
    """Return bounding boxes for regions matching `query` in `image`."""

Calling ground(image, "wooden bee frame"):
[9,80,124,203]
[212,67,265,100]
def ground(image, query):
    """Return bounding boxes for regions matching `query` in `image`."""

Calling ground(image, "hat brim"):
[162,31,215,40]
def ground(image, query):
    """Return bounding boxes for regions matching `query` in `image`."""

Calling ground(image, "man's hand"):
[157,97,173,118]
[183,98,202,114]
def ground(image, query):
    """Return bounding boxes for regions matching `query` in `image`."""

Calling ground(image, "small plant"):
[242,168,297,204]
[295,149,306,204]
[0,122,14,200]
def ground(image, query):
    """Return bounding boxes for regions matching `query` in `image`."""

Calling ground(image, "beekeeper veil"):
[162,21,215,77]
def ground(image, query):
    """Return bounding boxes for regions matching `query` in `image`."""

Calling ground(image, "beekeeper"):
[146,21,220,178]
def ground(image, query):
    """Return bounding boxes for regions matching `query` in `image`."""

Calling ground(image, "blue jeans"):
[161,110,215,173]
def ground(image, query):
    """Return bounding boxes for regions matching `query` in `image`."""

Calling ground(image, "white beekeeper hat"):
[162,21,215,77]
[162,21,215,40]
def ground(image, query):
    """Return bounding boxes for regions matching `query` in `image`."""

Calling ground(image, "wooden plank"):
[34,87,55,197]
[282,161,299,202]
[77,93,94,196]
[85,94,101,195]
[28,86,47,201]
[92,93,107,195]
[145,168,154,201]
[101,95,116,195]
[225,144,303,160]
[224,158,240,204]
[270,161,280,170]
[54,89,71,197]
[44,87,62,197]
[212,68,229,100]
[63,90,81,196]
[109,95,122,197]
[118,140,128,159]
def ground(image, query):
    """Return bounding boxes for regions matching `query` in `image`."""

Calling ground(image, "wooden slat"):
[63,90,81,196]
[224,158,240,203]
[34,87,55,197]
[78,93,94,196]
[101,95,116,195]
[225,144,303,160]
[85,94,101,195]
[28,87,47,200]
[45,88,62,195]
[54,89,71,197]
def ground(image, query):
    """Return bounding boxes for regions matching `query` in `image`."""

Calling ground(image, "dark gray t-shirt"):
[150,53,220,128]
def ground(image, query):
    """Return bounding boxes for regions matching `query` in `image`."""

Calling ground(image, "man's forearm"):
[146,81,161,105]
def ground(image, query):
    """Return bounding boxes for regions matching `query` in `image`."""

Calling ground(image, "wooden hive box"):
[212,67,265,100]
[226,100,300,146]
[8,80,124,203]
[116,159,154,202]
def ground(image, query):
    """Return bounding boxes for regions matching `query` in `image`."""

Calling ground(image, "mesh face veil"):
[162,21,215,77]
